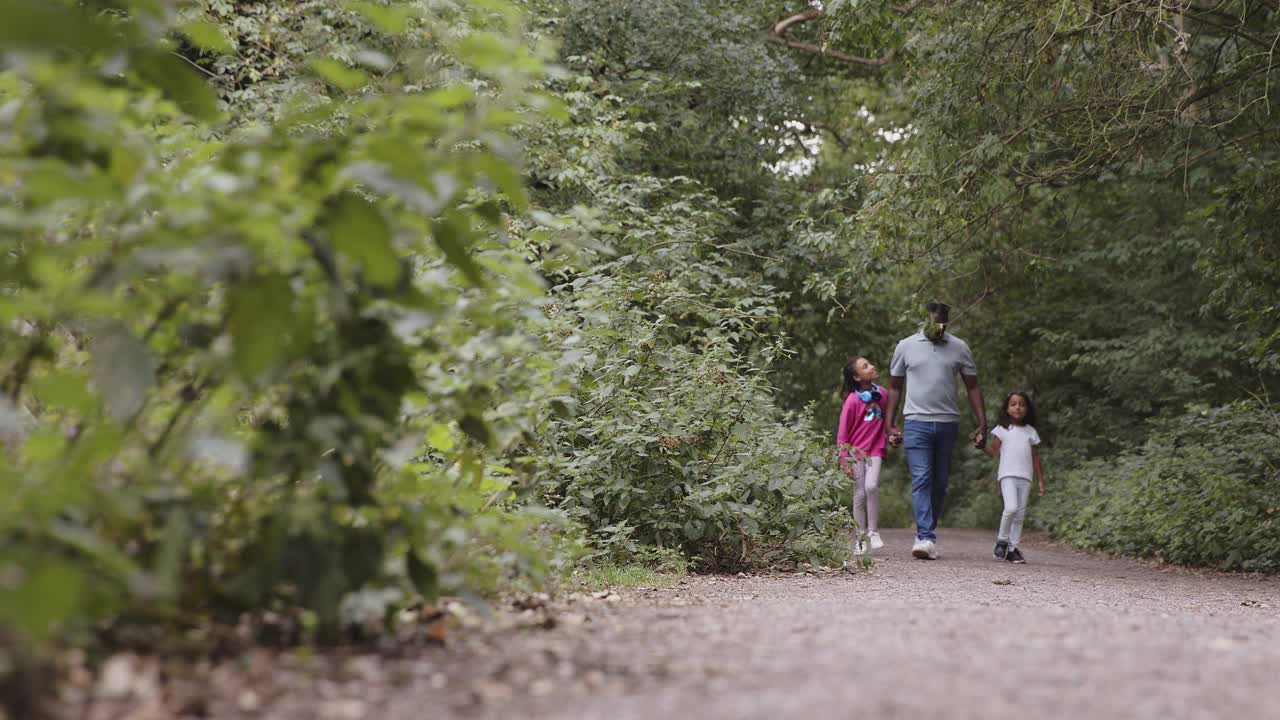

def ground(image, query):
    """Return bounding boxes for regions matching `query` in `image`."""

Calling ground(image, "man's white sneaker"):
[911,538,929,559]
[912,539,938,560]
[851,535,867,556]
[867,532,884,550]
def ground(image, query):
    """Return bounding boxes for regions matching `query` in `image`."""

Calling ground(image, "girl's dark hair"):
[841,356,867,399]
[997,391,1038,429]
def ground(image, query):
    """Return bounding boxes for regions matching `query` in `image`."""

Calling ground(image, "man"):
[884,301,986,560]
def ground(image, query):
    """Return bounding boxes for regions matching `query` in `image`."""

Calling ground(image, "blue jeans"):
[903,420,959,541]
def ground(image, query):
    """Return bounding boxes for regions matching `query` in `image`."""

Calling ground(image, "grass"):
[572,563,685,591]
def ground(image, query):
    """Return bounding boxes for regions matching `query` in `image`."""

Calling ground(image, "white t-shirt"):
[992,424,1040,481]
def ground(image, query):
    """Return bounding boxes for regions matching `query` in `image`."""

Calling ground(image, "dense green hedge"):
[0,0,858,678]
[1040,402,1280,573]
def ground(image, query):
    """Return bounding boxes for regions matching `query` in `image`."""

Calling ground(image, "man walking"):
[884,301,986,560]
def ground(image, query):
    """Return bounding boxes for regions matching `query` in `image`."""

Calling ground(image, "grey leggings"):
[997,476,1032,547]
[852,456,883,534]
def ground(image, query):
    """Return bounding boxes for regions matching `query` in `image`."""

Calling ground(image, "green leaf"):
[22,428,65,465]
[228,275,295,380]
[458,414,492,447]
[311,58,368,91]
[0,0,118,53]
[46,520,140,584]
[423,85,473,110]
[24,160,116,205]
[458,31,511,72]
[326,192,400,287]
[426,423,455,452]
[0,561,83,643]
[344,1,411,34]
[474,152,528,211]
[89,322,156,423]
[181,21,233,54]
[528,91,569,123]
[135,50,220,120]
[109,145,144,187]
[432,210,486,286]
[406,550,439,598]
[34,370,97,416]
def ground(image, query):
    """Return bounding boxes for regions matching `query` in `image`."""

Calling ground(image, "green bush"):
[0,0,577,664]
[534,297,851,570]
[1040,402,1280,572]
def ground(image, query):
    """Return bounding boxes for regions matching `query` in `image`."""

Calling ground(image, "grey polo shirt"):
[889,331,978,423]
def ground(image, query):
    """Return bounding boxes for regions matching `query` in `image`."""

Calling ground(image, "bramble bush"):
[0,2,858,690]
[535,306,850,570]
[1039,402,1280,573]
[0,0,584,677]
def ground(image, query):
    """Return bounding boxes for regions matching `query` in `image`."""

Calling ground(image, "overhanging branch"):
[766,7,896,67]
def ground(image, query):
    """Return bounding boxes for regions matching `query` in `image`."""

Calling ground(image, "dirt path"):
[71,529,1280,720]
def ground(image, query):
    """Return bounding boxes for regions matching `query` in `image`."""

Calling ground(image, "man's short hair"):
[926,301,950,316]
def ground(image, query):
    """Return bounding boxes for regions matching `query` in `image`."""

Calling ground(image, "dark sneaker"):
[993,540,1009,560]
[1007,547,1026,564]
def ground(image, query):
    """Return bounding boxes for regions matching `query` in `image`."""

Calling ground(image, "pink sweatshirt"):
[837,384,887,469]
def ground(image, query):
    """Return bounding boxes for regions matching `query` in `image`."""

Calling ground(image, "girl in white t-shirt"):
[983,392,1047,563]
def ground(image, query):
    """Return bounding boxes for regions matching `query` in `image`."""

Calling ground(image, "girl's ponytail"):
[841,357,860,399]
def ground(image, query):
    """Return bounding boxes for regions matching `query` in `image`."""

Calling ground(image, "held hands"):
[971,428,985,449]
[887,427,903,448]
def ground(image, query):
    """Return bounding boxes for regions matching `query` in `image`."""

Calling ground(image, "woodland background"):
[1,0,1277,691]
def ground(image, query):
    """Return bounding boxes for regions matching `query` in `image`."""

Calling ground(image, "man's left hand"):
[972,429,985,448]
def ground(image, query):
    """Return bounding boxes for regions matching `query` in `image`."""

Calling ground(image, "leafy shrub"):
[533,276,850,571]
[517,82,854,570]
[0,0,576,671]
[1040,402,1280,572]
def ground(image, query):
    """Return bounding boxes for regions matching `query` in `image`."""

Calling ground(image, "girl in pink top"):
[838,356,889,555]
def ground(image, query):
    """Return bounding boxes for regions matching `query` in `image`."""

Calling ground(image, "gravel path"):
[67,529,1280,720]
[414,528,1280,720]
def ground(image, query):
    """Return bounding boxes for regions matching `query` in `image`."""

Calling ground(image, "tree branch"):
[808,121,851,150]
[766,7,896,67]
[1164,126,1275,178]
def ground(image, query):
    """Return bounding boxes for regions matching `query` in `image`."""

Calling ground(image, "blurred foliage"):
[3,2,1279,709]
[0,0,579,670]
[0,0,860,688]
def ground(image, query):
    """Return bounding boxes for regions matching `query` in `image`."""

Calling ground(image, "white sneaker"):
[867,532,884,550]
[912,539,938,560]
[911,538,928,558]
[851,535,867,556]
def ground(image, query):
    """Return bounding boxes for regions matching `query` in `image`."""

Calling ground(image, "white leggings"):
[852,456,883,534]
[998,477,1032,547]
